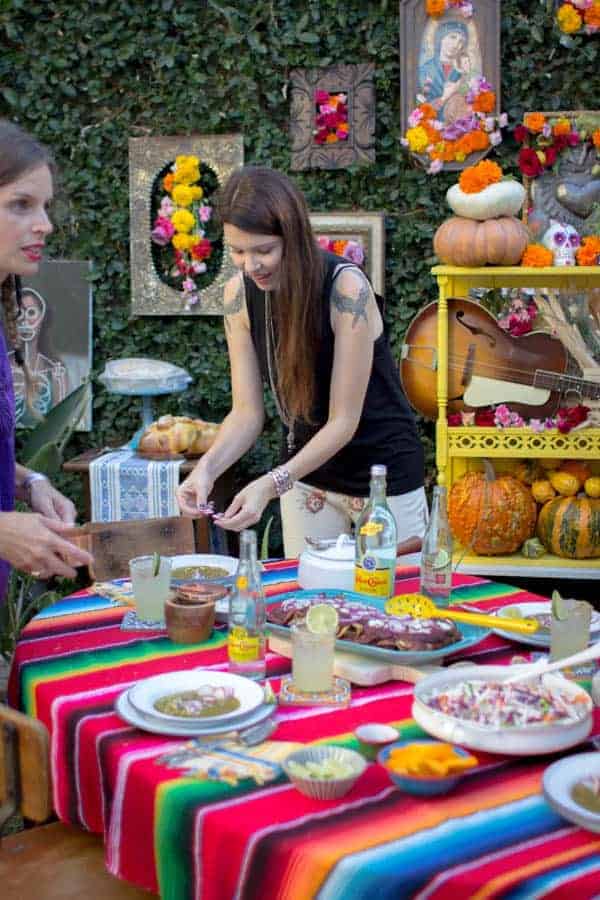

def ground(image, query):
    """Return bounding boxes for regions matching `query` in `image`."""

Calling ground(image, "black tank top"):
[245,250,424,497]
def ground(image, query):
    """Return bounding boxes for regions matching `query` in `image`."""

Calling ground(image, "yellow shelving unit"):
[432,265,600,580]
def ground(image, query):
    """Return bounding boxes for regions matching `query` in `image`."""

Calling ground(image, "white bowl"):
[282,745,367,800]
[412,665,592,755]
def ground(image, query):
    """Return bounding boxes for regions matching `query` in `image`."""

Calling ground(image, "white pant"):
[281,481,429,558]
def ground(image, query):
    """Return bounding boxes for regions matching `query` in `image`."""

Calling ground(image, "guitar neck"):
[534,369,600,400]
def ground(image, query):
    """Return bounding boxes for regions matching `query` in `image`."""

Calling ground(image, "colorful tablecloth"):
[8,563,600,900]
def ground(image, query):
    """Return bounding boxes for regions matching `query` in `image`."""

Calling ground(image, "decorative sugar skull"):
[541,219,580,266]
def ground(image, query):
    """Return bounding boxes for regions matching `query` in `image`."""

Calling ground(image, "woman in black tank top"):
[177,166,425,554]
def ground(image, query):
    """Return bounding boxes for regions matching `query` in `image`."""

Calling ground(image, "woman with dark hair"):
[177,166,426,557]
[0,119,92,599]
[418,19,470,115]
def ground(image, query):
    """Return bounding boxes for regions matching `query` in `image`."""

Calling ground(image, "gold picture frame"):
[129,134,243,316]
[309,211,386,296]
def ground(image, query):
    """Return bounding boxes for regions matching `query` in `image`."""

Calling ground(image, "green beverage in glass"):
[550,592,592,662]
[129,554,172,622]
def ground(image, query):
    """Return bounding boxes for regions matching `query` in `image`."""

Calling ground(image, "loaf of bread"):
[138,415,220,456]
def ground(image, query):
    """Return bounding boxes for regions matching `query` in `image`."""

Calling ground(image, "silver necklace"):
[264,291,296,452]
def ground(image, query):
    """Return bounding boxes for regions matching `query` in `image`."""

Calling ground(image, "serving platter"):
[266,588,490,666]
[128,669,264,724]
[542,752,600,833]
[493,601,600,648]
[412,665,593,755]
[116,689,275,737]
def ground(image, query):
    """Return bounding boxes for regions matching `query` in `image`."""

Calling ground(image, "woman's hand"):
[176,467,215,517]
[215,475,275,532]
[0,511,94,580]
[28,479,77,524]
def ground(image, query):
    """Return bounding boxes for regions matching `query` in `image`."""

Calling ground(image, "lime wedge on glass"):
[503,606,522,620]
[306,603,339,635]
[551,589,569,621]
[151,552,161,577]
[432,549,450,570]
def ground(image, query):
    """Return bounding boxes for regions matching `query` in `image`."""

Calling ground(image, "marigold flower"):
[521,244,554,267]
[576,235,600,266]
[172,233,195,251]
[470,130,490,151]
[419,103,437,120]
[325,133,338,143]
[459,159,503,193]
[406,125,430,153]
[171,209,196,234]
[171,185,194,207]
[426,0,446,15]
[162,173,175,192]
[584,0,600,27]
[471,91,496,114]
[557,3,583,32]
[523,113,546,134]
[332,240,348,256]
[552,118,571,136]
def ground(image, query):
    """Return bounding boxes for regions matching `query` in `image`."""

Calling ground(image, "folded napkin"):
[89,448,182,522]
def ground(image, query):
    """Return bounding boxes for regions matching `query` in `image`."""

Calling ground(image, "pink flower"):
[498,113,508,128]
[314,90,330,104]
[494,404,513,427]
[183,277,196,293]
[490,130,502,146]
[428,159,443,174]
[461,411,475,426]
[151,216,175,246]
[191,261,207,274]
[408,109,424,127]
[159,196,175,216]
[317,235,330,250]
[529,419,545,433]
[336,128,349,140]
[199,205,212,223]
[342,240,365,265]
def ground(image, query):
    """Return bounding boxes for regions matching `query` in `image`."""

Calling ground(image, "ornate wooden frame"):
[399,0,501,171]
[309,211,386,296]
[129,134,243,316]
[290,65,375,171]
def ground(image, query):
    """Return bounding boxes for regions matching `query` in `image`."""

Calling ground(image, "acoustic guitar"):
[400,297,600,421]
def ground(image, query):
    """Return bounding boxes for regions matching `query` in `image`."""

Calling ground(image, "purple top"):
[0,324,16,603]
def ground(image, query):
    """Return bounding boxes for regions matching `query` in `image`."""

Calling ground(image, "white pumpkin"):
[446,179,526,221]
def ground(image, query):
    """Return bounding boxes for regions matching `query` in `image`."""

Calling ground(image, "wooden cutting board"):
[268,634,443,686]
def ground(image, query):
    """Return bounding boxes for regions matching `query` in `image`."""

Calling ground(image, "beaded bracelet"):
[269,466,294,496]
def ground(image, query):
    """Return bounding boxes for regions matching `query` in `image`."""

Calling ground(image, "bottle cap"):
[371,464,387,477]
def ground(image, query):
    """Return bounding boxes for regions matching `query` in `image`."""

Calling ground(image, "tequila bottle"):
[354,464,398,600]
[420,486,453,607]
[228,530,266,680]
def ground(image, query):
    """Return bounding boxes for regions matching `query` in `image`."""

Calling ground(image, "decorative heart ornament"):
[556,179,600,220]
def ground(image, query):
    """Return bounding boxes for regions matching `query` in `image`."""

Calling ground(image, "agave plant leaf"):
[22,441,63,478]
[19,381,89,464]
[260,515,274,560]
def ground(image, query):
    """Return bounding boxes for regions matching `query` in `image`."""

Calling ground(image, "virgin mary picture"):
[417,18,482,124]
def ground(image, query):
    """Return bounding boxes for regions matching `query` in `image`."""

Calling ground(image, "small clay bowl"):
[175,581,229,606]
[354,724,400,761]
[165,595,217,644]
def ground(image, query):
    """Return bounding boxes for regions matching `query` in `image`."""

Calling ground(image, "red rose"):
[314,129,328,144]
[514,125,529,143]
[567,132,580,147]
[553,134,569,152]
[544,146,557,167]
[474,408,496,426]
[518,148,544,177]
[447,413,462,426]
[191,238,212,261]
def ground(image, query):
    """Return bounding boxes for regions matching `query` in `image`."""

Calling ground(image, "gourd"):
[531,479,556,504]
[446,180,526,221]
[549,470,579,497]
[513,460,541,485]
[448,462,537,555]
[559,460,592,487]
[521,537,546,559]
[433,216,530,267]
[584,476,600,499]
[536,496,600,559]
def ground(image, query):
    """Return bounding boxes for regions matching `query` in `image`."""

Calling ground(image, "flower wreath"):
[555,1,600,36]
[515,112,600,180]
[150,155,223,310]
[426,0,473,17]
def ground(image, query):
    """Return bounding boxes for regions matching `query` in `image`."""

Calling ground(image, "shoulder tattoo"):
[223,277,244,331]
[330,276,370,328]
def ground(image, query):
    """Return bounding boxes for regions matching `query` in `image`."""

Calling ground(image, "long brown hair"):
[218,166,325,422]
[0,120,53,416]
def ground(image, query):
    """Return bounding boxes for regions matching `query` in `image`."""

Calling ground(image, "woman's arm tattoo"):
[223,277,244,331]
[330,279,369,328]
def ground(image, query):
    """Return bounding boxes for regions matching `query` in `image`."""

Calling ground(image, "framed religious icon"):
[12,260,93,430]
[129,134,244,315]
[515,110,600,244]
[399,0,501,172]
[290,65,375,171]
[309,212,386,296]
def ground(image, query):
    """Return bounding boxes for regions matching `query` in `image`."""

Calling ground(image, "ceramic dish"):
[266,588,490,666]
[493,601,600,648]
[378,739,476,796]
[116,689,275,737]
[128,670,264,724]
[282,745,367,800]
[412,665,593,755]
[542,752,600,833]
[169,553,238,585]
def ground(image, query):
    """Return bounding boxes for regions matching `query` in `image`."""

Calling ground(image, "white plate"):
[493,601,600,648]
[412,665,593,755]
[543,752,600,833]
[128,669,264,724]
[116,689,275,737]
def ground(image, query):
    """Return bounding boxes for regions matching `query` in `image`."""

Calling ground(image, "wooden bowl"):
[165,595,217,644]
[175,582,229,606]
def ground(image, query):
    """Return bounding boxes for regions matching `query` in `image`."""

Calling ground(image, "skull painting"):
[541,219,581,266]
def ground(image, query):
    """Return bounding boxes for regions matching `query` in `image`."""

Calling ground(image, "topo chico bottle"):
[354,464,398,600]
[419,485,453,607]
[228,529,266,680]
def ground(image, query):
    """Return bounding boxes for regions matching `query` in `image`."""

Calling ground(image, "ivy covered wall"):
[1,0,599,545]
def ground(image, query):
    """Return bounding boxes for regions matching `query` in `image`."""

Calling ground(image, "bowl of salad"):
[412,665,592,755]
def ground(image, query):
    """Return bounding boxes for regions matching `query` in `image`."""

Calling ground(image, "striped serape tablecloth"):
[8,562,600,900]
[89,447,182,521]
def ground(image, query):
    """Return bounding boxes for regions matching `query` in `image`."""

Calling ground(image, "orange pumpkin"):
[433,216,529,267]
[448,467,537,555]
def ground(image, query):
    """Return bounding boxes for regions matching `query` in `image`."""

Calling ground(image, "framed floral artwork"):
[290,65,375,171]
[399,0,503,172]
[309,212,386,296]
[129,134,243,315]
[515,110,600,242]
